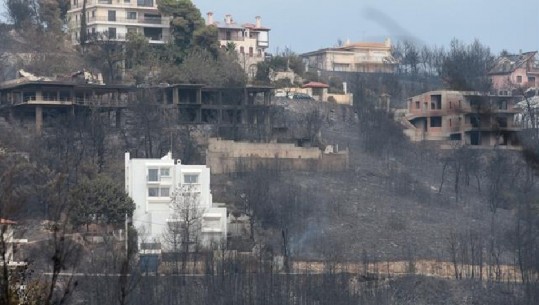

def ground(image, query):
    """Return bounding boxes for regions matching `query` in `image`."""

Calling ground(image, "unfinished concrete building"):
[403,90,521,148]
[0,74,273,134]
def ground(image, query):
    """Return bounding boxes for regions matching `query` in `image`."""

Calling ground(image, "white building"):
[300,39,398,73]
[206,12,270,78]
[67,0,171,44]
[124,152,227,251]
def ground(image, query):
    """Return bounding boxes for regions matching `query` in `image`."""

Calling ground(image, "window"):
[91,10,95,18]
[529,76,536,84]
[137,0,154,6]
[240,46,244,54]
[497,117,508,128]
[148,187,159,197]
[498,100,507,110]
[160,187,170,197]
[517,75,522,83]
[430,95,442,109]
[160,168,170,177]
[108,10,116,22]
[430,116,442,127]
[148,168,159,182]
[148,187,170,197]
[470,115,480,128]
[184,174,199,184]
[249,47,253,57]
[108,27,116,39]
[415,101,419,109]
[127,11,137,19]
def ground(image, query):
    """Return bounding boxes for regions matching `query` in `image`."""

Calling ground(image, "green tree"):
[125,32,161,84]
[158,0,216,60]
[192,24,220,55]
[70,175,135,229]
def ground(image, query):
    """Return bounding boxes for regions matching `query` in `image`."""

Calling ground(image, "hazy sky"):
[194,0,539,55]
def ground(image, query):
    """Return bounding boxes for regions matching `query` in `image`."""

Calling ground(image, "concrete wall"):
[206,138,349,174]
[326,93,354,105]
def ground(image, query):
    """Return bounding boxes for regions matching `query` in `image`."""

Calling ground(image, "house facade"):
[67,0,171,44]
[403,90,521,148]
[300,39,398,74]
[206,13,270,78]
[124,152,227,251]
[489,51,539,95]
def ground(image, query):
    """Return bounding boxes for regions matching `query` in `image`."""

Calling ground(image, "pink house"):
[489,51,539,95]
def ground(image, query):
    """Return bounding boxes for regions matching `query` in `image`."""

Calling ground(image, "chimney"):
[385,37,391,47]
[206,12,214,26]
[255,16,261,28]
[225,14,232,25]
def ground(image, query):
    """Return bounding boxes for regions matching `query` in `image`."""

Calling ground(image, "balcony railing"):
[87,16,168,26]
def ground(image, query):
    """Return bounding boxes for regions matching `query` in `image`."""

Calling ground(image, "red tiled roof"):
[302,81,329,88]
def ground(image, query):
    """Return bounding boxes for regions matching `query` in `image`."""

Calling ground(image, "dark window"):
[108,10,116,21]
[470,115,480,128]
[517,75,522,83]
[430,116,442,127]
[108,27,116,39]
[450,134,461,141]
[240,46,244,54]
[498,100,507,110]
[249,47,253,57]
[415,101,419,109]
[127,12,137,19]
[430,94,442,109]
[470,131,480,145]
[137,0,153,7]
[497,117,508,128]
[529,76,536,84]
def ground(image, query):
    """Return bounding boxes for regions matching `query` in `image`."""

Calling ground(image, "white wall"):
[125,152,226,250]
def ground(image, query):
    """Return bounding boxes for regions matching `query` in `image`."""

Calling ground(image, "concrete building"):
[300,39,398,74]
[489,51,539,95]
[67,0,171,44]
[0,72,273,134]
[403,90,521,148]
[206,13,270,78]
[124,152,227,251]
